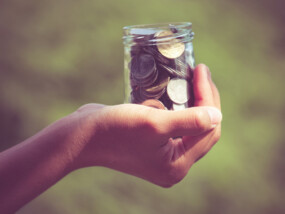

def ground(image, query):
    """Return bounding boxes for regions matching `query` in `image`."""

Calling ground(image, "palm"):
[76,64,221,187]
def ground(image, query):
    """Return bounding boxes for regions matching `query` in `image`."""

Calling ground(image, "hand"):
[69,64,222,187]
[0,64,221,213]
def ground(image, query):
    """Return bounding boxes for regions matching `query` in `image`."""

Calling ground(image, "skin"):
[0,64,221,213]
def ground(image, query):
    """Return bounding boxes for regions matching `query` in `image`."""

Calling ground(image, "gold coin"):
[155,30,185,59]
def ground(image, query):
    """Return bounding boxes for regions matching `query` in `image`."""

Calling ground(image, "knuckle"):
[143,109,164,134]
[139,116,159,137]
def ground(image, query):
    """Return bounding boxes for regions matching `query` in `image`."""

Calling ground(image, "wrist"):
[66,107,106,171]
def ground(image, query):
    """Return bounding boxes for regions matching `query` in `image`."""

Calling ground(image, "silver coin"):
[167,78,189,104]
[172,103,187,111]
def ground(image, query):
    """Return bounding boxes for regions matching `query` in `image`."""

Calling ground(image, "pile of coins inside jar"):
[127,25,194,110]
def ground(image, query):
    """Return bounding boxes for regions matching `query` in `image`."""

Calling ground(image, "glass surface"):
[123,22,195,110]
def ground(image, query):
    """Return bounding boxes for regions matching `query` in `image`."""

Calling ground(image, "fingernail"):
[206,107,222,127]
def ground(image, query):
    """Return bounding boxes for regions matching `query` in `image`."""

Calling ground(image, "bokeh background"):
[1,0,284,213]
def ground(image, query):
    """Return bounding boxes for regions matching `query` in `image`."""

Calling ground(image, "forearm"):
[0,114,81,213]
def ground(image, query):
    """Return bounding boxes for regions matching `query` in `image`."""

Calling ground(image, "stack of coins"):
[130,54,158,88]
[129,26,193,110]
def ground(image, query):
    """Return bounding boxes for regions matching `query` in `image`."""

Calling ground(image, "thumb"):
[161,106,222,137]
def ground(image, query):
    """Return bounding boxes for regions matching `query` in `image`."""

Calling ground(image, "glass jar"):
[123,22,195,110]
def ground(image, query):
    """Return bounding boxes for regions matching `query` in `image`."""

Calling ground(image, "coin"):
[137,69,170,100]
[140,87,165,100]
[167,78,189,104]
[145,70,170,93]
[132,54,155,79]
[172,103,187,111]
[141,99,166,109]
[130,54,158,88]
[155,30,185,59]
[142,46,171,65]
[131,88,144,103]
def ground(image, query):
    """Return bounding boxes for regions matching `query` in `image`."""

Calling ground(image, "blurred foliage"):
[0,0,284,213]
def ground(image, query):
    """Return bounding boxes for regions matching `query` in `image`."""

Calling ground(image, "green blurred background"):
[1,0,284,213]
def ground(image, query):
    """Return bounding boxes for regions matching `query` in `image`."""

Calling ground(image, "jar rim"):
[123,22,193,46]
[123,22,192,33]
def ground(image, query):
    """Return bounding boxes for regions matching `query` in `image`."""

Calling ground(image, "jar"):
[123,22,195,110]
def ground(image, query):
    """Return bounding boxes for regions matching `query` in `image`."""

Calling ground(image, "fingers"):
[207,72,221,110]
[192,64,221,110]
[193,64,214,106]
[160,106,222,137]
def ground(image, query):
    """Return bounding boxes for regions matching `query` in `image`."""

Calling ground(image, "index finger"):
[192,64,218,108]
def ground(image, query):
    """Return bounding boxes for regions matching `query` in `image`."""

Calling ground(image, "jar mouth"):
[123,22,192,32]
[123,22,194,46]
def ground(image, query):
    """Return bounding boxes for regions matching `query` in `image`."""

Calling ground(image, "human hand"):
[0,64,221,213]
[68,64,221,187]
